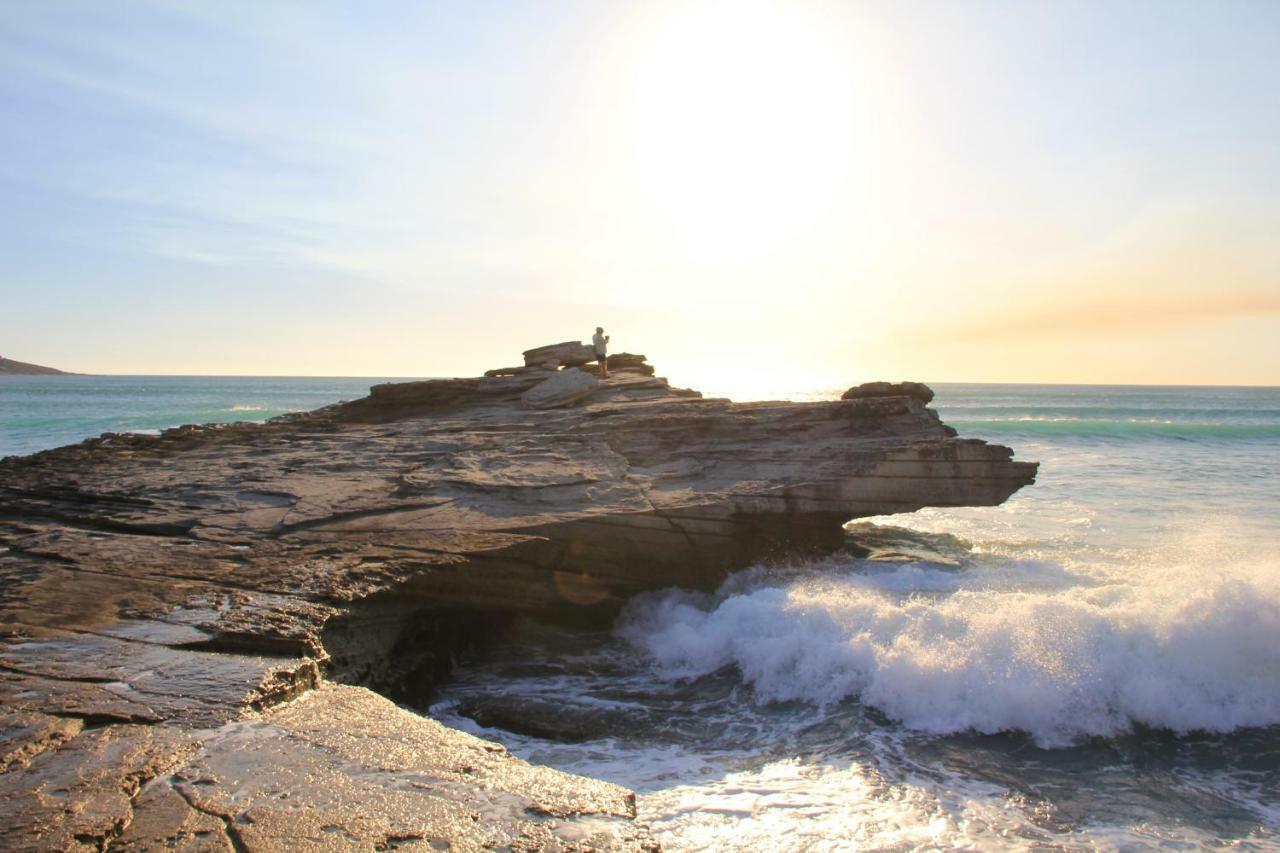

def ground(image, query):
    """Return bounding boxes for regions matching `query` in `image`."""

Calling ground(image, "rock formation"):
[521,341,596,369]
[0,343,1036,848]
[604,353,655,376]
[843,380,935,404]
[520,367,600,409]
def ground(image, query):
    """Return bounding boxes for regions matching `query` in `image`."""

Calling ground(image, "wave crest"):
[617,543,1280,747]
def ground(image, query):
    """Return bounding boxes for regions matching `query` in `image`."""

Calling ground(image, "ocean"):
[429,383,1280,849]
[4,377,1279,848]
[0,375,409,458]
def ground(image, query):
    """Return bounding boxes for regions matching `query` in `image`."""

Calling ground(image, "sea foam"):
[617,532,1280,747]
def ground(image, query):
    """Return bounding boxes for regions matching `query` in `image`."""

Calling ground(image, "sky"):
[1,0,1278,388]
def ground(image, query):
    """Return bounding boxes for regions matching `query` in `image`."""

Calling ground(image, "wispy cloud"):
[934,286,1280,343]
[0,2,585,279]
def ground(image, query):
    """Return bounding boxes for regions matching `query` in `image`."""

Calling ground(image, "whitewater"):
[429,383,1280,849]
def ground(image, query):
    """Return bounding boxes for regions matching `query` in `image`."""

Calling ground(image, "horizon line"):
[5,373,1279,390]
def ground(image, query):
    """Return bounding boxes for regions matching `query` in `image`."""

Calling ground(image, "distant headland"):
[0,357,79,375]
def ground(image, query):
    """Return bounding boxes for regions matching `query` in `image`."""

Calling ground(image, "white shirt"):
[592,332,608,355]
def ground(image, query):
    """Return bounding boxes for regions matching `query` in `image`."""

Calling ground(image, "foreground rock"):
[2,686,651,851]
[0,349,1036,848]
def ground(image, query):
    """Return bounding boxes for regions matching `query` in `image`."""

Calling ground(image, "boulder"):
[606,353,648,369]
[484,365,552,378]
[478,372,554,394]
[585,363,655,378]
[521,341,596,368]
[842,381,935,404]
[520,368,600,409]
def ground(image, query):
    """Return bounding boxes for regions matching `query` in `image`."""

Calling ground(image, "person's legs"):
[597,354,608,378]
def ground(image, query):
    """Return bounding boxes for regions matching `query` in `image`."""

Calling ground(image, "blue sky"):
[2,0,1278,385]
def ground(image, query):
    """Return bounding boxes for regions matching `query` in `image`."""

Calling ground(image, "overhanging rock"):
[0,351,1036,848]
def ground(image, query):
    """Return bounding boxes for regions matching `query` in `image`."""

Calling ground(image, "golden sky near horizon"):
[2,1,1278,387]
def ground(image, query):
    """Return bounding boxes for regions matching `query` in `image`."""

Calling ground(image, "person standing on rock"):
[593,327,610,379]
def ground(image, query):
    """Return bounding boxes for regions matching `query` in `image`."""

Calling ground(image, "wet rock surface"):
[113,686,653,852]
[0,350,1035,848]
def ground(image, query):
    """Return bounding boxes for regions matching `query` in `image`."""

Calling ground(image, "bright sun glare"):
[628,1,858,262]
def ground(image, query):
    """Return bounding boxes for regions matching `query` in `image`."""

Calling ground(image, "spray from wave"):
[617,528,1280,748]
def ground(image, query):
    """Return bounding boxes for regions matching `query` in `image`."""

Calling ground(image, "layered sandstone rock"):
[0,350,1036,848]
[605,352,648,370]
[510,343,660,379]
[521,341,596,368]
[0,688,651,851]
[520,366,600,409]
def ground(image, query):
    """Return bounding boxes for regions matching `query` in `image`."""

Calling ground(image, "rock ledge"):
[0,343,1036,848]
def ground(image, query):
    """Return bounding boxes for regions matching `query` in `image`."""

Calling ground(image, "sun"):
[626,1,859,262]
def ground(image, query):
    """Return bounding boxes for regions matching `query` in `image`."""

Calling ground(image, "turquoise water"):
[6,376,1276,459]
[0,375,417,458]
[934,383,1280,548]
[5,376,1279,847]
[939,383,1280,441]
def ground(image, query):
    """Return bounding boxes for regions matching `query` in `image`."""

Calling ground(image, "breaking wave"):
[617,536,1280,748]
